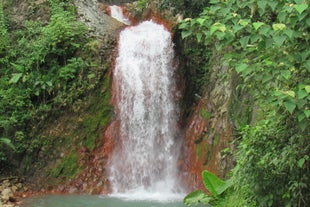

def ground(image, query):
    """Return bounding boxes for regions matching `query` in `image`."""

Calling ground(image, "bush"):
[0,0,93,163]
[233,113,310,207]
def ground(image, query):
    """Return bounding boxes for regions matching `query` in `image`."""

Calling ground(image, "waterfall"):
[109,5,131,25]
[108,20,184,201]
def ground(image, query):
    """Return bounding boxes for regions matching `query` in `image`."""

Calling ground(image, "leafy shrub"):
[178,0,310,206]
[234,113,310,207]
[0,0,99,164]
[184,170,232,206]
[161,0,210,17]
[179,0,310,130]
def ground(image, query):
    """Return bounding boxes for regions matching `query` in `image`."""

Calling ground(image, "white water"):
[109,5,131,25]
[109,20,184,201]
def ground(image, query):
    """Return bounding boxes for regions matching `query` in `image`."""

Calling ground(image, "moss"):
[51,150,79,179]
[77,76,113,150]
[213,134,220,146]
[200,108,211,120]
[195,143,202,159]
[174,29,212,121]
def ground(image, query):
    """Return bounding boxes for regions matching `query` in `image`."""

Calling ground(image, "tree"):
[179,0,310,206]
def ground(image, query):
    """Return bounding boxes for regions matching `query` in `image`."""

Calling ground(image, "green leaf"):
[272,23,286,31]
[210,0,219,4]
[183,190,212,206]
[215,178,233,195]
[253,22,265,30]
[268,1,278,11]
[284,101,296,114]
[287,90,295,97]
[304,110,310,118]
[284,29,294,39]
[202,170,225,197]
[281,70,291,80]
[239,19,249,27]
[181,30,192,39]
[179,22,188,29]
[9,73,23,84]
[210,5,221,14]
[196,33,203,42]
[273,35,286,47]
[259,25,271,36]
[298,89,308,99]
[298,158,305,168]
[294,4,308,14]
[235,63,248,73]
[278,11,287,22]
[298,121,308,131]
[239,36,250,48]
[0,138,15,150]
[294,0,303,4]
[197,18,206,25]
[210,22,226,35]
[232,24,243,33]
[257,0,267,13]
[262,74,273,83]
[298,112,306,122]
[306,17,310,26]
[305,85,310,93]
[305,59,310,71]
[46,81,53,87]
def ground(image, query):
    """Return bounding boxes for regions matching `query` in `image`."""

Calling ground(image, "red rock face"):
[62,120,118,194]
[179,99,233,191]
[179,101,208,190]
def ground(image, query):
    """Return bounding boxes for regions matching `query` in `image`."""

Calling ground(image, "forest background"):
[0,0,309,207]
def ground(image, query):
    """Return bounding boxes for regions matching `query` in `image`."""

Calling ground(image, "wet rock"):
[74,0,125,39]
[0,177,25,207]
[1,188,13,203]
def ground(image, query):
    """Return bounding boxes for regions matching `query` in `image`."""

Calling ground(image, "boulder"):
[1,188,13,203]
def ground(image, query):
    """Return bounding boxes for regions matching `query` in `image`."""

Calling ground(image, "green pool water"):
[21,194,188,207]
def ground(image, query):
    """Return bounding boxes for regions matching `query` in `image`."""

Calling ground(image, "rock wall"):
[179,49,236,190]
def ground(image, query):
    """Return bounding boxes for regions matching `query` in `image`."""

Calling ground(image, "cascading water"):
[108,20,185,201]
[109,5,131,25]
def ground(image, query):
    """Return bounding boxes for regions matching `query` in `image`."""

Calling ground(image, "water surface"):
[21,194,188,207]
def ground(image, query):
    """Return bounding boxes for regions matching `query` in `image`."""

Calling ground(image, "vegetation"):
[50,150,79,180]
[184,170,232,206]
[176,0,309,206]
[1,0,309,206]
[0,0,109,172]
[161,0,210,17]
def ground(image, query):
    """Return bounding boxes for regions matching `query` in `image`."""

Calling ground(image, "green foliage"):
[179,0,310,206]
[51,151,79,179]
[184,190,212,206]
[0,0,10,69]
[216,190,251,207]
[179,0,310,130]
[136,0,150,11]
[161,0,210,17]
[184,170,232,206]
[0,137,15,151]
[233,114,310,207]
[176,29,211,119]
[79,83,113,151]
[200,108,211,120]
[201,170,225,197]
[0,0,107,167]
